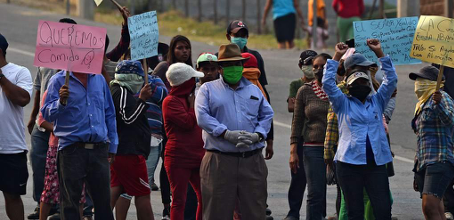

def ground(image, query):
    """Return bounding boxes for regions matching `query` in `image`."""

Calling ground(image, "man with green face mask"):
[195,44,274,220]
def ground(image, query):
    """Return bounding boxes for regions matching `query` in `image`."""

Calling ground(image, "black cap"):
[409,66,444,81]
[299,50,317,65]
[0,34,8,55]
[227,20,249,35]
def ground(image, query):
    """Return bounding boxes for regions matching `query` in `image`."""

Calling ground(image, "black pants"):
[160,131,172,205]
[286,144,306,218]
[336,161,392,220]
[58,144,113,220]
[184,184,198,220]
[444,181,454,213]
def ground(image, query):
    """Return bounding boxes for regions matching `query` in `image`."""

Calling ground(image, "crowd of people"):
[0,2,454,220]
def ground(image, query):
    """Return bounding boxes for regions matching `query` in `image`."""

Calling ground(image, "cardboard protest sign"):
[410,16,454,68]
[354,17,420,65]
[128,11,159,61]
[34,20,107,74]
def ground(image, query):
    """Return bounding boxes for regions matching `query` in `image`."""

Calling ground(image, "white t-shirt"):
[0,63,33,154]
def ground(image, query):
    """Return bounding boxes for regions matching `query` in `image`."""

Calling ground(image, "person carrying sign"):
[410,66,454,220]
[41,64,118,219]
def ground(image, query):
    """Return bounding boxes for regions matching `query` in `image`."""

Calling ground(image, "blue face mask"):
[231,37,248,50]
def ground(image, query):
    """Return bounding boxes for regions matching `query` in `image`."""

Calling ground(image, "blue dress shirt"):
[195,77,274,153]
[322,56,397,165]
[41,71,118,153]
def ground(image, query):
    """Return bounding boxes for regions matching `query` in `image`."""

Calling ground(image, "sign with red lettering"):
[33,20,107,74]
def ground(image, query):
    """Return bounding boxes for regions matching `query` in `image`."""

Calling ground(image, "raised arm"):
[322,43,349,113]
[106,6,131,61]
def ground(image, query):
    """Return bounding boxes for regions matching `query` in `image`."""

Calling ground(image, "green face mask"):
[231,37,248,50]
[222,66,243,84]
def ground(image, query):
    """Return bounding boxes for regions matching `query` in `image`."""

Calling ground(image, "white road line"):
[9,47,35,57]
[274,120,413,164]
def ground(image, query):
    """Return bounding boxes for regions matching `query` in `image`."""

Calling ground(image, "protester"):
[332,0,364,42]
[241,53,267,98]
[262,0,307,49]
[307,0,328,49]
[162,63,205,220]
[37,90,86,220]
[0,33,33,220]
[42,51,118,219]
[288,50,318,112]
[152,35,195,219]
[323,39,396,220]
[195,53,220,94]
[410,66,454,220]
[287,59,330,220]
[195,44,274,219]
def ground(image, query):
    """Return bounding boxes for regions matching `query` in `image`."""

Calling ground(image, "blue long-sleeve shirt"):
[195,77,274,153]
[41,71,118,153]
[322,56,397,165]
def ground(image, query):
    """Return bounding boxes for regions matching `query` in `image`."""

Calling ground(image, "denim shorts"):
[415,162,454,198]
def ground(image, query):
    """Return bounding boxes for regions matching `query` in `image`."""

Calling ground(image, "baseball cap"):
[227,20,249,35]
[409,66,444,81]
[299,50,318,66]
[196,53,218,68]
[115,60,145,77]
[166,63,204,86]
[346,71,370,85]
[344,53,376,70]
[241,53,258,68]
[0,34,9,55]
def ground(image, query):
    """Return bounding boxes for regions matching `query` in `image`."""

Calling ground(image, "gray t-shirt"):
[34,67,58,98]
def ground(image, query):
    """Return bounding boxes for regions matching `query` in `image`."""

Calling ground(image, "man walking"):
[0,33,33,220]
[195,44,274,220]
[42,54,118,219]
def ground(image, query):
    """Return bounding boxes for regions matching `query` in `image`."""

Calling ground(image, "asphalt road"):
[0,3,427,219]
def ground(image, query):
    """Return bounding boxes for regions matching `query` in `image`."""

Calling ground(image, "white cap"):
[166,63,204,86]
[346,71,370,85]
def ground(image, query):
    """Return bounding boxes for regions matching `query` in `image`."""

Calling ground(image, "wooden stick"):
[143,58,148,84]
[436,65,444,91]
[110,0,122,10]
[62,70,70,105]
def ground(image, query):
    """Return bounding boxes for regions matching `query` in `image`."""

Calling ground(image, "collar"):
[220,77,251,90]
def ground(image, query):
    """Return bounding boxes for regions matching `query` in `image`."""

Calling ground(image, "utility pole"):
[214,0,218,24]
[79,0,94,20]
[257,0,262,34]
[66,0,70,15]
[226,0,230,26]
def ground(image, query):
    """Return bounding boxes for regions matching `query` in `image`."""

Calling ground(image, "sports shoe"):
[27,207,39,219]
[446,212,454,220]
[151,182,159,191]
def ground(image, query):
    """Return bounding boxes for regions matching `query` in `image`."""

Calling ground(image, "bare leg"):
[115,196,132,220]
[39,202,52,220]
[287,40,295,49]
[135,194,154,220]
[277,42,286,49]
[422,194,444,220]
[3,192,24,220]
[110,186,123,209]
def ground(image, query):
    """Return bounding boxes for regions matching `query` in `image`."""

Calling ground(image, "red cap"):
[241,53,258,68]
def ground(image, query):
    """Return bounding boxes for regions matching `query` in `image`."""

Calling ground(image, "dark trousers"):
[336,161,391,220]
[184,184,198,220]
[58,144,113,220]
[160,137,172,205]
[303,146,326,219]
[444,181,454,213]
[287,145,306,218]
[30,126,50,203]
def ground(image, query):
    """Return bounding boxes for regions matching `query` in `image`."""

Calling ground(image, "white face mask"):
[301,65,314,79]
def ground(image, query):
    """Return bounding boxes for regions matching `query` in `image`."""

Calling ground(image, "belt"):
[73,142,106,150]
[207,148,262,158]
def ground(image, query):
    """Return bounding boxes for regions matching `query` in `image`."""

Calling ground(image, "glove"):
[237,132,261,145]
[224,130,243,145]
[236,142,250,148]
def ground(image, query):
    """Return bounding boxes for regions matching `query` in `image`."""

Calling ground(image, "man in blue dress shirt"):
[42,69,118,220]
[195,44,274,220]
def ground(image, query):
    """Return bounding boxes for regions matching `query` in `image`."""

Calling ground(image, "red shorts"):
[110,155,150,197]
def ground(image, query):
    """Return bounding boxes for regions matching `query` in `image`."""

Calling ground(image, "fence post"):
[242,0,246,22]
[185,0,189,17]
[198,0,202,21]
[257,0,262,34]
[214,0,218,24]
[226,0,230,26]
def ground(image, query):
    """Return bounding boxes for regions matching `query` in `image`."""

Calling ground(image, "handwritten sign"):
[128,11,159,61]
[410,16,454,68]
[33,20,106,74]
[354,17,420,65]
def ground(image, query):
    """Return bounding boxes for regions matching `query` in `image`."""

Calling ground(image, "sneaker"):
[151,182,159,191]
[27,207,39,219]
[266,208,272,216]
[446,212,454,220]
[162,207,170,220]
[48,213,61,220]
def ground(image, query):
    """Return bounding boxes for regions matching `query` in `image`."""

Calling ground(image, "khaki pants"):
[200,151,268,220]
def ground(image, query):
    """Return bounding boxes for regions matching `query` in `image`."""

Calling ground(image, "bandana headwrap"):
[414,78,444,115]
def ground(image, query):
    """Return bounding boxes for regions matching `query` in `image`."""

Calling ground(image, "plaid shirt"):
[413,91,454,170]
[324,81,348,160]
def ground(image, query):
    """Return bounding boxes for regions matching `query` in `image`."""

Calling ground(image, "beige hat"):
[217,44,249,62]
[346,71,370,85]
[166,63,204,86]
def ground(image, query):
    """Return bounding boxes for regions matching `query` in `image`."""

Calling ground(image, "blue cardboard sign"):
[128,11,159,61]
[353,17,421,65]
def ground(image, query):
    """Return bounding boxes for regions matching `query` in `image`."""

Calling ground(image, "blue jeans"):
[146,142,162,185]
[336,161,391,220]
[303,146,326,220]
[30,125,50,203]
[287,144,306,219]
